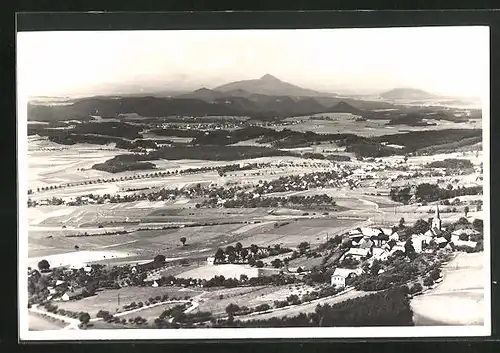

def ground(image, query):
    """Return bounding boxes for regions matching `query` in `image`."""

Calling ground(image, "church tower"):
[431,205,442,231]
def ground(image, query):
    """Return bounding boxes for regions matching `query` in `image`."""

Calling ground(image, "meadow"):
[56,286,202,318]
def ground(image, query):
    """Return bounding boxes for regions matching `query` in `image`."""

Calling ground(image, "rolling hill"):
[380,88,439,100]
[214,74,333,97]
[326,101,365,115]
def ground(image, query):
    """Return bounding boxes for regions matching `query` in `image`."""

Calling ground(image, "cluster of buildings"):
[29,268,90,302]
[330,206,482,288]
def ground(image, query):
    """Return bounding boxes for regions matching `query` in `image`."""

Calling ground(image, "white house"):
[434,237,448,247]
[360,228,380,237]
[381,228,394,236]
[388,245,405,256]
[454,240,477,249]
[330,274,346,288]
[207,257,215,265]
[152,280,159,288]
[344,248,371,260]
[372,248,390,261]
[411,234,433,253]
[390,232,400,241]
[331,267,363,288]
[452,228,479,237]
[348,229,363,237]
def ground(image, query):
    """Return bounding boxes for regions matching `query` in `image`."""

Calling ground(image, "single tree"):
[214,248,225,263]
[250,244,259,255]
[271,258,283,269]
[227,253,237,264]
[298,241,310,254]
[404,239,417,260]
[399,218,405,228]
[472,219,483,232]
[79,312,91,326]
[154,254,166,263]
[225,303,240,316]
[235,242,243,254]
[74,245,80,251]
[37,259,50,272]
[464,206,470,217]
[412,219,430,234]
[240,248,249,261]
[180,237,187,246]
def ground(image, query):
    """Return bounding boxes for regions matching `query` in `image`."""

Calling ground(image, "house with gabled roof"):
[372,248,390,261]
[452,228,479,236]
[331,267,363,288]
[344,247,371,260]
[360,227,380,237]
[454,240,477,249]
[411,233,433,253]
[359,238,374,250]
[61,288,85,301]
[434,237,448,248]
[388,245,405,256]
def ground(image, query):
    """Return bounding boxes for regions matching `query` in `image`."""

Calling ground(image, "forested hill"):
[27,95,394,122]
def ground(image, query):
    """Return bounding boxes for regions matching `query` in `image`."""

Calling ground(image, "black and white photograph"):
[17,25,490,340]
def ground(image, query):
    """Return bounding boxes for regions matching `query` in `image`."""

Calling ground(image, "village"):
[27,192,484,330]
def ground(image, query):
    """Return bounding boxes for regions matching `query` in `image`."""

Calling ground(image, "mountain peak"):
[260,74,281,81]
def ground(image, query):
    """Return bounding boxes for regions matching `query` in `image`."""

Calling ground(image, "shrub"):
[409,282,423,294]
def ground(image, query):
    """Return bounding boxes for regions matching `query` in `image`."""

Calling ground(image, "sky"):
[17,26,489,98]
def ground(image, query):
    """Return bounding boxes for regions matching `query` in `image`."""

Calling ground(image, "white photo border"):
[16,26,492,341]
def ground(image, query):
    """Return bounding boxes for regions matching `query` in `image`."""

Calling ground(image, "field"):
[237,288,371,321]
[411,252,485,325]
[28,312,67,331]
[116,302,180,321]
[28,137,123,189]
[25,116,485,331]
[196,284,317,316]
[283,115,481,137]
[55,286,202,318]
[177,264,260,280]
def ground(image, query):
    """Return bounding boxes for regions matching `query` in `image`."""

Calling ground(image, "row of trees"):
[390,183,483,204]
[213,243,293,265]
[218,287,413,327]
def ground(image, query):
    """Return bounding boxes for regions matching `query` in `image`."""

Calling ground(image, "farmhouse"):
[61,288,84,301]
[372,247,390,261]
[411,234,433,253]
[452,228,479,237]
[390,231,400,241]
[344,248,371,260]
[388,245,405,256]
[454,240,478,249]
[434,237,449,248]
[330,267,363,288]
[206,257,215,265]
[360,228,380,237]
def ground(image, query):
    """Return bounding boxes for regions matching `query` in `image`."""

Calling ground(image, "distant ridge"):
[326,101,365,115]
[214,74,334,97]
[380,88,439,100]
